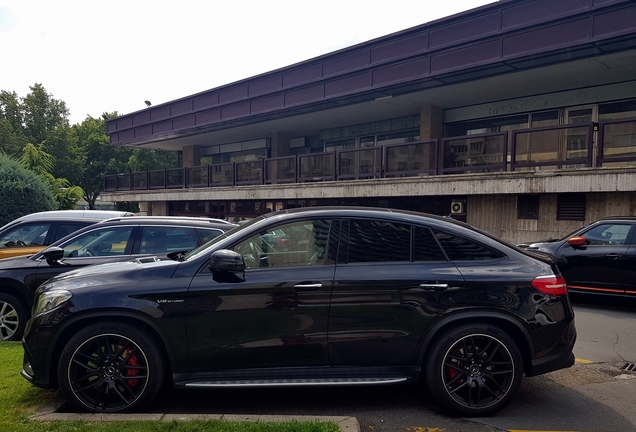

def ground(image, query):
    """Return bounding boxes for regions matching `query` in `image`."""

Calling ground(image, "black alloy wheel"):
[0,293,28,341]
[425,323,523,416]
[58,323,164,413]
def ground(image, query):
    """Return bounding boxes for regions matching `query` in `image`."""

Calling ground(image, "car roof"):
[0,210,135,232]
[97,216,236,228]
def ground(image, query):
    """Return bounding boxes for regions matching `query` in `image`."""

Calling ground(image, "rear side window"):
[53,223,90,242]
[414,227,447,261]
[433,230,502,261]
[347,219,411,262]
[140,227,200,254]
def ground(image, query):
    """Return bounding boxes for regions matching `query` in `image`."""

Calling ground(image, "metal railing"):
[105,118,636,191]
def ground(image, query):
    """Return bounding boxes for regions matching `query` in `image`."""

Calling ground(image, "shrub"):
[0,153,56,226]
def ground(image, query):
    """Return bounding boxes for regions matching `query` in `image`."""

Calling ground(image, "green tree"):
[128,147,178,172]
[19,143,84,210]
[71,114,132,209]
[22,83,69,146]
[0,153,56,226]
[0,90,28,157]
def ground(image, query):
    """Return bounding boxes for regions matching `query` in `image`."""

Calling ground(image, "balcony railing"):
[105,118,636,192]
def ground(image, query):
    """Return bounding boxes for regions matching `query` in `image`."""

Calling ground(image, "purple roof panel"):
[249,75,283,97]
[503,18,591,58]
[323,50,370,77]
[221,102,250,121]
[429,12,500,49]
[193,92,219,110]
[370,33,428,64]
[325,72,372,98]
[171,100,193,117]
[285,84,324,106]
[501,0,589,30]
[195,109,221,126]
[593,3,636,38]
[372,57,430,87]
[431,40,501,74]
[219,85,248,104]
[251,94,285,114]
[283,63,322,88]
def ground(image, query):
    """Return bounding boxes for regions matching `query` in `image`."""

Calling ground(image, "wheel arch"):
[416,310,535,376]
[47,311,177,388]
[0,278,32,309]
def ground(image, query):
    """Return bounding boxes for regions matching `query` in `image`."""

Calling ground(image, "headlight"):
[33,290,73,316]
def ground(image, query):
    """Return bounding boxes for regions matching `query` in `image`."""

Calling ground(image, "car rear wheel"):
[424,323,523,416]
[57,323,164,413]
[0,293,28,341]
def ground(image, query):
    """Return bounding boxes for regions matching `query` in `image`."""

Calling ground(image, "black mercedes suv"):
[22,207,576,416]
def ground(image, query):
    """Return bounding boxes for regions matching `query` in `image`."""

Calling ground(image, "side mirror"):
[210,249,246,273]
[567,236,587,247]
[42,246,65,265]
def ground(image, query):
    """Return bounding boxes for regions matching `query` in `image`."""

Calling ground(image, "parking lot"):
[43,295,635,432]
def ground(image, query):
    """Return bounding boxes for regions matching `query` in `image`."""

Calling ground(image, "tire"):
[424,322,523,416]
[57,322,165,413]
[0,293,29,341]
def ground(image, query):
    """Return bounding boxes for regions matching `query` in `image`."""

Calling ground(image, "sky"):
[0,0,493,125]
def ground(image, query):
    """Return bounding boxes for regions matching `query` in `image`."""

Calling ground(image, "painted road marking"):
[575,357,594,364]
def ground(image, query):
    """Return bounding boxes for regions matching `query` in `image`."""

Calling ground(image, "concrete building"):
[102,0,636,244]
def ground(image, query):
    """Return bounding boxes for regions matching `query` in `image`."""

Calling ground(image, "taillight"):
[532,275,568,296]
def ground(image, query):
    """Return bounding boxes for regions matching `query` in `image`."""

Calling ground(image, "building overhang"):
[101,168,636,203]
[106,0,636,151]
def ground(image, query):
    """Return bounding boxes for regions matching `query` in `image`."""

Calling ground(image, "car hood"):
[0,253,37,270]
[38,258,180,293]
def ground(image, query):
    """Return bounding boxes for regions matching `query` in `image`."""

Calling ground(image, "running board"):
[183,377,408,388]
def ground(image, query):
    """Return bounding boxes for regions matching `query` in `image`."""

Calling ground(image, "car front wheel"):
[57,323,165,413]
[424,323,523,416]
[0,293,28,341]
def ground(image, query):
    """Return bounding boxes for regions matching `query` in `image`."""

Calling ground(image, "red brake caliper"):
[125,347,139,387]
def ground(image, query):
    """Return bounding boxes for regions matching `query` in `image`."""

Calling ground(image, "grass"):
[0,342,340,432]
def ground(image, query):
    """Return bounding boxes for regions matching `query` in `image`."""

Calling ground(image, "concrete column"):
[138,201,149,216]
[420,105,444,140]
[271,132,290,158]
[150,201,168,216]
[182,145,201,167]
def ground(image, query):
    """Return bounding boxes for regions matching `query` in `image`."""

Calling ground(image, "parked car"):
[0,210,135,260]
[518,217,636,297]
[0,216,236,341]
[21,207,576,416]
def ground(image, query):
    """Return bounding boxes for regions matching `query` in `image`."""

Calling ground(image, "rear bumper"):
[527,319,576,377]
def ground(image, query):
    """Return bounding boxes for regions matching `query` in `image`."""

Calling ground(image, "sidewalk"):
[30,394,360,432]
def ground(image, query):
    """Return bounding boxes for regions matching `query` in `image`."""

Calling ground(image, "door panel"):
[186,218,338,372]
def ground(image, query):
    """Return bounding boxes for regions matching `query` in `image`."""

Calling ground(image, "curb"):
[30,395,360,432]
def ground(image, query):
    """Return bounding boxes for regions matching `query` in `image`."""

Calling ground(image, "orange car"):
[0,210,134,259]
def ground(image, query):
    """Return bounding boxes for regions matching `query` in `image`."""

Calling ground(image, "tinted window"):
[61,227,134,257]
[414,227,447,261]
[198,228,225,244]
[140,226,199,254]
[434,230,502,261]
[347,219,411,263]
[233,219,333,268]
[582,223,631,246]
[53,223,90,242]
[0,222,50,247]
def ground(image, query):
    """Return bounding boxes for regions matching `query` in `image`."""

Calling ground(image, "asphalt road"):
[56,295,636,431]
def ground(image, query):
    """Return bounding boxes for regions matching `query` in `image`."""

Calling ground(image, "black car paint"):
[22,207,576,415]
[521,218,636,297]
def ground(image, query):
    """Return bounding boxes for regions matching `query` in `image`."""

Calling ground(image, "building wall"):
[468,192,636,244]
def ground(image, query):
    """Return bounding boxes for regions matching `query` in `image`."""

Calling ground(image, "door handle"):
[605,253,620,260]
[419,283,449,291]
[293,283,323,291]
